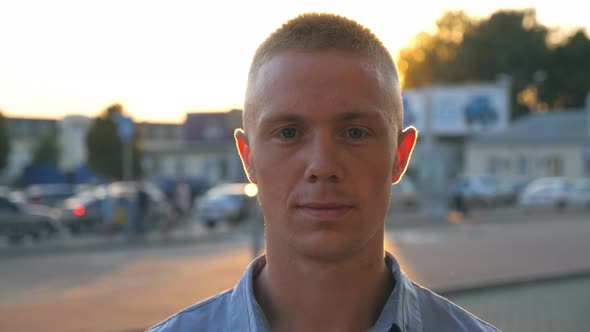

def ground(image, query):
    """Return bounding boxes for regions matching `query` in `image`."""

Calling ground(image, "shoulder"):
[146,289,234,332]
[412,283,500,332]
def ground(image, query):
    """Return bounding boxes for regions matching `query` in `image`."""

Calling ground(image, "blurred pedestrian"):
[99,179,114,233]
[148,13,498,332]
[134,177,150,236]
[173,177,191,221]
[450,179,469,219]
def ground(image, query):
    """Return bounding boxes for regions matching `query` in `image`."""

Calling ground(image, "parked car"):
[0,193,60,244]
[517,177,583,211]
[60,189,103,233]
[24,183,77,207]
[565,178,590,208]
[451,175,498,207]
[150,175,211,202]
[493,177,535,205]
[60,181,170,234]
[194,183,254,229]
[389,177,419,211]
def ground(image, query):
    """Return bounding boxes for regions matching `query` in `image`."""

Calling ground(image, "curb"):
[436,268,590,297]
[0,227,246,259]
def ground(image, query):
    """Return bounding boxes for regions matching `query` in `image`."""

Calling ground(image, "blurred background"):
[1,1,589,331]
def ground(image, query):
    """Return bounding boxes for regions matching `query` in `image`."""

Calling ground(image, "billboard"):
[402,83,509,135]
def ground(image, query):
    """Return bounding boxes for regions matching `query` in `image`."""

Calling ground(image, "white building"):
[59,115,91,172]
[465,106,590,181]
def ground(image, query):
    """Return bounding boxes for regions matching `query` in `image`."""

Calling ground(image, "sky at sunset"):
[1,0,587,123]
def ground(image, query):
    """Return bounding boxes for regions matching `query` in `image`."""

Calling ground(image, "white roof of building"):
[470,109,588,145]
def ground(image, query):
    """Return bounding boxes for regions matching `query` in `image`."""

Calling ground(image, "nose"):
[304,134,344,183]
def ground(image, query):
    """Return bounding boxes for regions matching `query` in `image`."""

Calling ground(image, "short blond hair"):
[244,12,403,132]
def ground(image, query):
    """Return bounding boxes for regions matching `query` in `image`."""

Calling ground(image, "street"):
[0,213,589,331]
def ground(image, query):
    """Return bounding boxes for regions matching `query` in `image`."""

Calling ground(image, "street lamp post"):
[244,184,263,259]
[116,115,135,181]
[419,86,448,222]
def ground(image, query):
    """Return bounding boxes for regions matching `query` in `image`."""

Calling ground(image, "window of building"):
[502,159,511,173]
[11,121,23,137]
[176,157,185,174]
[36,120,46,134]
[487,157,500,176]
[166,125,176,139]
[14,120,31,137]
[147,125,158,139]
[583,148,590,176]
[547,156,562,176]
[517,156,528,176]
[157,125,167,139]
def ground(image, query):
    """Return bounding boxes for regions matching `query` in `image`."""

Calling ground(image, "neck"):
[254,237,393,332]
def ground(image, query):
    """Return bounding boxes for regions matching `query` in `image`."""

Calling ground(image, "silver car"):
[194,183,254,229]
[517,177,590,211]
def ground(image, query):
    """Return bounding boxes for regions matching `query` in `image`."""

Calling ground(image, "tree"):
[86,103,143,180]
[397,9,589,119]
[450,9,551,118]
[0,111,10,172]
[398,11,474,88]
[32,135,60,166]
[545,30,590,109]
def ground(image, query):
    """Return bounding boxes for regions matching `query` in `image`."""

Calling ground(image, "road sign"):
[116,115,135,142]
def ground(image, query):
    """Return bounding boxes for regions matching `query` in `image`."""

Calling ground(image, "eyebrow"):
[258,108,384,126]
[334,110,382,122]
[258,112,304,126]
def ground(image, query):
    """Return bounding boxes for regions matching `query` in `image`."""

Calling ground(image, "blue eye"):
[278,127,298,139]
[346,128,366,139]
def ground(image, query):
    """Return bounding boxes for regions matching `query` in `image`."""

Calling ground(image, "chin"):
[291,233,370,263]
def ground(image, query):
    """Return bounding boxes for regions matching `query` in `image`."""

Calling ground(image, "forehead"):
[246,50,397,130]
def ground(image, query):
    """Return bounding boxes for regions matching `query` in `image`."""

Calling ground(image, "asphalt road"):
[0,215,589,331]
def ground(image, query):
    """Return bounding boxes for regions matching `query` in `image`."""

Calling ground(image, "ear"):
[234,129,257,184]
[392,126,418,184]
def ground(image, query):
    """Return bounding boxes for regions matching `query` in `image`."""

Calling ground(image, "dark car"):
[0,194,60,244]
[24,183,77,207]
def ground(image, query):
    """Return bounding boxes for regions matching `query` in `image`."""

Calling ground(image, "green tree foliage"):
[86,103,143,180]
[0,111,10,172]
[32,135,60,166]
[397,9,590,119]
[545,30,590,109]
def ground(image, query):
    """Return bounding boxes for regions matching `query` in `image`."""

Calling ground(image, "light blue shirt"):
[147,252,499,331]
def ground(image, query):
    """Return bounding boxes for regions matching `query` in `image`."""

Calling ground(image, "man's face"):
[237,50,414,261]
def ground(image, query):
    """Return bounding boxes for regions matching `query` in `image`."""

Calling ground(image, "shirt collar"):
[230,255,270,332]
[230,252,421,332]
[370,252,423,332]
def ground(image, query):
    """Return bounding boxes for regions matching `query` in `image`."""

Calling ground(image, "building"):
[1,109,247,186]
[465,106,590,181]
[140,109,246,184]
[1,117,59,185]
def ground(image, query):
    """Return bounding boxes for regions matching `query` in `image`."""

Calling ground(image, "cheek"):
[252,152,297,211]
[356,153,395,205]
